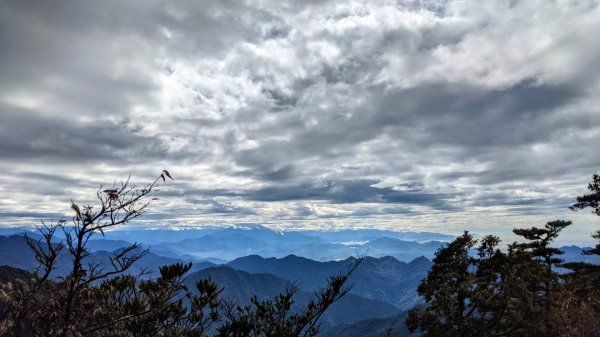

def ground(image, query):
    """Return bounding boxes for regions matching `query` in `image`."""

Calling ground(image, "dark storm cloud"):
[0,104,164,161]
[18,172,82,186]
[187,179,459,211]
[0,212,67,219]
[182,197,257,216]
[234,164,296,182]
[375,81,581,146]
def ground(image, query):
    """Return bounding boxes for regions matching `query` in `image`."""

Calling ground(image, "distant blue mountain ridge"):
[0,226,598,334]
[0,226,596,264]
[0,231,428,330]
[0,226,453,261]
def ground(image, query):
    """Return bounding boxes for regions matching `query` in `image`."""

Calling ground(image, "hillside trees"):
[405,231,554,337]
[406,224,577,337]
[0,172,358,337]
[407,172,600,337]
[555,172,600,336]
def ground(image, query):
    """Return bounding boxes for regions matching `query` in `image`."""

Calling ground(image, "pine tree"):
[563,173,600,295]
[569,172,600,256]
[407,225,568,337]
[552,173,600,337]
[407,172,600,337]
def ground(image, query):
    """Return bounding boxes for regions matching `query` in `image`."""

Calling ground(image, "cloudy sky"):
[1,0,599,244]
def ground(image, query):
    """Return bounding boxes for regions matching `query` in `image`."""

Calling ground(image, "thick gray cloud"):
[1,0,599,243]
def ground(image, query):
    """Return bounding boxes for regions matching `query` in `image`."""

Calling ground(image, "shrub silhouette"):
[0,172,358,337]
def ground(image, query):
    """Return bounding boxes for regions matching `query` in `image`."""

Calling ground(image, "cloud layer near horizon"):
[1,0,599,243]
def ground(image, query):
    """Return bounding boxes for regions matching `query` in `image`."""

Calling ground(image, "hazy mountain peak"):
[408,256,431,267]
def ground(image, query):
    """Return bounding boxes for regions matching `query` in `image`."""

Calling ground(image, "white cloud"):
[0,0,599,244]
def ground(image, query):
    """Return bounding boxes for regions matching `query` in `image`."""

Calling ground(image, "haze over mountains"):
[0,225,453,262]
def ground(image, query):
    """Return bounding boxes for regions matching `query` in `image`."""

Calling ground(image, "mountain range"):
[185,266,400,329]
[226,254,431,309]
[0,226,453,262]
[0,233,433,309]
[1,226,598,334]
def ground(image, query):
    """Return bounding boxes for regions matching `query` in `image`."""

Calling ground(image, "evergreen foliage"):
[407,173,600,337]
